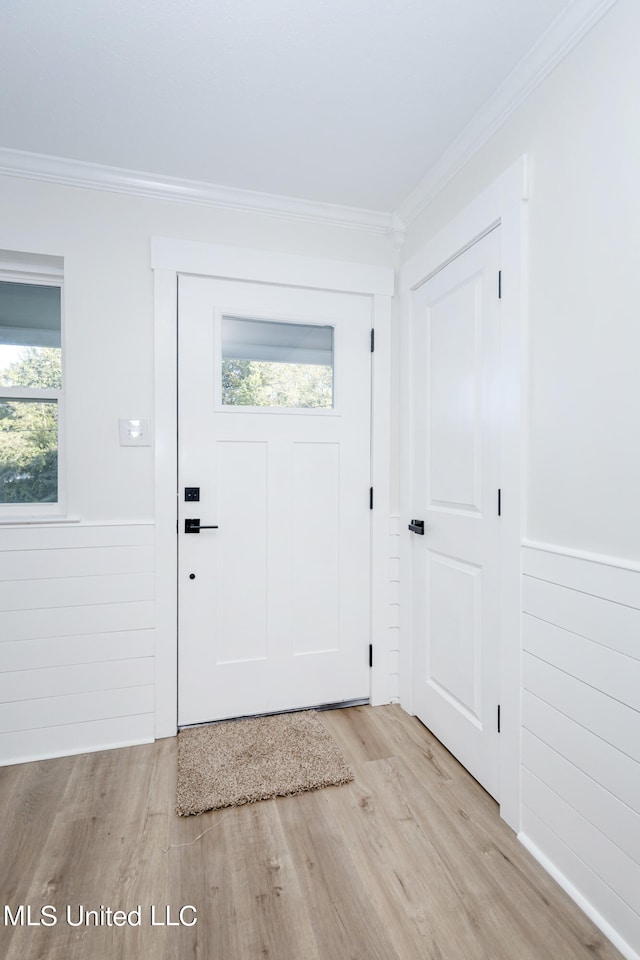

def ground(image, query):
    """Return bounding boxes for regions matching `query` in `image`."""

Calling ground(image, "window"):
[221,315,334,409]
[0,253,64,512]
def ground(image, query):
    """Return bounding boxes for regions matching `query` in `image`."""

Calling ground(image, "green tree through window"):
[0,347,61,503]
[222,358,333,408]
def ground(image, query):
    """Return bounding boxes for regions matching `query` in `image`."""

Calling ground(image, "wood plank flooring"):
[0,705,624,960]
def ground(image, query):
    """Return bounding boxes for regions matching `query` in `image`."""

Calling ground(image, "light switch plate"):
[119,418,151,446]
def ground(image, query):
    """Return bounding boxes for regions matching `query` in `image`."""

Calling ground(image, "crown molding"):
[385,213,407,250]
[0,147,393,236]
[0,0,618,237]
[396,0,619,226]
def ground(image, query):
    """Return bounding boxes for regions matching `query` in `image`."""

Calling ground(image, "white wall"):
[0,177,393,764]
[520,545,640,956]
[0,177,391,524]
[403,0,640,564]
[400,2,640,956]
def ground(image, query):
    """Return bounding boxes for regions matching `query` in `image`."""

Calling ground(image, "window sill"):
[0,514,81,526]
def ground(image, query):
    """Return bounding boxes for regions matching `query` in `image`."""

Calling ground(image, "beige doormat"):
[176,709,354,816]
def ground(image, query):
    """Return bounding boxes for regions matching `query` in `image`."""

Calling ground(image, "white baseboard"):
[518,831,640,960]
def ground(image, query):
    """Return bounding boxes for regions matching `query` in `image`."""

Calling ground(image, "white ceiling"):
[1,0,575,213]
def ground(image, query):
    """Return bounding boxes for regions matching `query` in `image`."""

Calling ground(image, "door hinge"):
[369,644,373,668]
[370,328,375,352]
[498,270,502,299]
[498,488,502,516]
[370,486,374,510]
[497,705,501,733]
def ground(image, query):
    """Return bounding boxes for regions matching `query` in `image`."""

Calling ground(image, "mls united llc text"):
[3,904,197,927]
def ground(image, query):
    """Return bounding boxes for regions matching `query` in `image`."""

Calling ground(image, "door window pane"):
[221,316,334,408]
[0,398,58,503]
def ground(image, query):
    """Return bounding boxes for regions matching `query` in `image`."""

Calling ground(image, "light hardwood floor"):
[0,705,623,960]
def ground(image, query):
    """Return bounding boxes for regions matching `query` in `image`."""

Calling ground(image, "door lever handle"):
[184,518,219,534]
[408,519,425,535]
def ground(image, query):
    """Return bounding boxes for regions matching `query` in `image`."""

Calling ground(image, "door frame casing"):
[399,157,528,831]
[151,238,394,739]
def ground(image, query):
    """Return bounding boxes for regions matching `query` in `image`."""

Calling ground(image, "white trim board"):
[0,147,392,236]
[398,156,528,832]
[519,832,640,960]
[396,0,618,226]
[152,240,394,739]
[522,538,640,575]
[0,249,63,279]
[151,237,394,296]
[399,158,528,292]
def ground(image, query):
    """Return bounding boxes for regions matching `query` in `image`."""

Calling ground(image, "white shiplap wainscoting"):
[0,523,155,766]
[519,543,640,960]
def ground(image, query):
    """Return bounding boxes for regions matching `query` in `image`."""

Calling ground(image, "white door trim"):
[399,156,528,831]
[152,240,394,739]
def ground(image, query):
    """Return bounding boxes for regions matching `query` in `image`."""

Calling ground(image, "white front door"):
[177,275,372,726]
[410,228,502,799]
